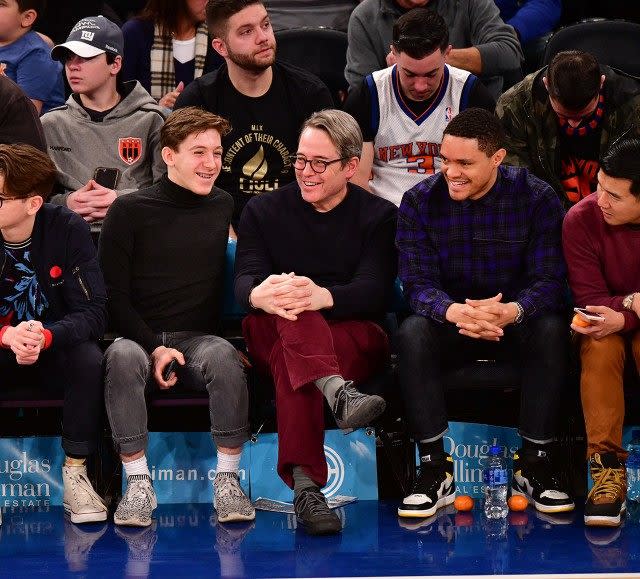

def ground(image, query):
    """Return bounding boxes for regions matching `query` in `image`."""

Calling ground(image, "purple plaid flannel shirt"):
[396,165,567,322]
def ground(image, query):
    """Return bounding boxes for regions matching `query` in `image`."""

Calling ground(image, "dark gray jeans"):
[104,332,249,454]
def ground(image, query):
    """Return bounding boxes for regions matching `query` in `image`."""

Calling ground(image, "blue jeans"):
[104,332,249,454]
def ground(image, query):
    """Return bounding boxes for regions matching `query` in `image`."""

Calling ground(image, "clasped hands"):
[68,180,117,222]
[249,273,333,321]
[1,320,46,364]
[445,293,518,341]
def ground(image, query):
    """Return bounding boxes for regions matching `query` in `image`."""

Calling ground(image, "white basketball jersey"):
[368,64,473,206]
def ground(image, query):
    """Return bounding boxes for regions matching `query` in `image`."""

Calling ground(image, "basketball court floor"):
[2,500,640,577]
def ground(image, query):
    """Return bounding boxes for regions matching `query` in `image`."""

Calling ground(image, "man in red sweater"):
[563,138,640,528]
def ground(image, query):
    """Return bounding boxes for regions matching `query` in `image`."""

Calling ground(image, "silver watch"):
[623,292,638,311]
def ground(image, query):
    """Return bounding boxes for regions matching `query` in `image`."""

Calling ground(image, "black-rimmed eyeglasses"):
[291,155,346,174]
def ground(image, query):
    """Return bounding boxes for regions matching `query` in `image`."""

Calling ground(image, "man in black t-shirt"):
[174,0,333,230]
[343,9,495,207]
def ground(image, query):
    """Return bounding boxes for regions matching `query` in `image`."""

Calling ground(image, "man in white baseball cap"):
[51,15,124,60]
[41,16,165,235]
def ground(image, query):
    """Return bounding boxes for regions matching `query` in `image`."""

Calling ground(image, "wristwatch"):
[623,292,638,311]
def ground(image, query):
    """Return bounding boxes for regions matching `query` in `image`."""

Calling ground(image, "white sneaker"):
[114,474,157,527]
[62,465,108,524]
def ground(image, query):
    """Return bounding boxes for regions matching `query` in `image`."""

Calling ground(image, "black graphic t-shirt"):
[0,239,49,327]
[175,62,333,227]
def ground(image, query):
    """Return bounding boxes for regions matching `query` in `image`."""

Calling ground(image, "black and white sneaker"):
[398,453,456,518]
[511,447,575,514]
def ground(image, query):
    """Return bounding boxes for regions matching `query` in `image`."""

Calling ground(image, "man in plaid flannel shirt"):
[395,107,575,521]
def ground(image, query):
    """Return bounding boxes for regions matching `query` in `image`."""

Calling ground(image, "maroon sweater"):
[563,193,640,332]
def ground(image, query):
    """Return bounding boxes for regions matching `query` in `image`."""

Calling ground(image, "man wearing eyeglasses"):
[0,144,108,525]
[497,50,640,209]
[234,109,397,535]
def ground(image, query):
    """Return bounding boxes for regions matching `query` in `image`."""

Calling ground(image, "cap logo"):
[80,31,95,41]
[70,18,100,34]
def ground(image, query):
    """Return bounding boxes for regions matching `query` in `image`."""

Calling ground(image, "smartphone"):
[162,359,177,382]
[93,167,120,189]
[573,307,605,322]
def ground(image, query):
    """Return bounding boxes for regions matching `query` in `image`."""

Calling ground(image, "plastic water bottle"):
[483,445,509,519]
[626,429,640,502]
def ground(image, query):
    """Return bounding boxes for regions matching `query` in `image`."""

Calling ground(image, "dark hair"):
[206,0,262,37]
[140,0,202,38]
[392,8,448,60]
[16,0,46,12]
[600,138,640,198]
[442,108,505,156]
[0,144,57,202]
[161,106,232,150]
[547,50,601,110]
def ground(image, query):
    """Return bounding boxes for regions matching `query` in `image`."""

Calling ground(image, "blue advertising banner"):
[0,436,64,507]
[144,431,251,504]
[417,422,521,498]
[249,428,378,502]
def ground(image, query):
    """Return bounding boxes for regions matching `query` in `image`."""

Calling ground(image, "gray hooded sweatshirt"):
[41,80,166,228]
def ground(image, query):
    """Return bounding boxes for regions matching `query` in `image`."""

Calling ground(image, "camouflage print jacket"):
[496,65,640,209]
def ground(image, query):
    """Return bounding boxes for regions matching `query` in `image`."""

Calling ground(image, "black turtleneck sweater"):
[98,174,232,353]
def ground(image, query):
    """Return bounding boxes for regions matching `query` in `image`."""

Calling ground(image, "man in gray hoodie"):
[41,16,165,233]
[345,0,523,99]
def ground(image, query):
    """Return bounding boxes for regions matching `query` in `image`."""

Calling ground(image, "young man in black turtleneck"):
[99,106,254,528]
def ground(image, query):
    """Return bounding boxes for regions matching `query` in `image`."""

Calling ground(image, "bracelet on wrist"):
[513,302,524,324]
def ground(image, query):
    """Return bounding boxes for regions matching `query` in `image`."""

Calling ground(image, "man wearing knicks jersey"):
[344,8,495,207]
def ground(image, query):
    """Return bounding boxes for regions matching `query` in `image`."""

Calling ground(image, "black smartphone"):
[162,359,177,381]
[93,167,120,189]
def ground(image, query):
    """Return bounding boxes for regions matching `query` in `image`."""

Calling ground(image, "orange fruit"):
[572,313,591,328]
[454,495,474,511]
[508,495,529,511]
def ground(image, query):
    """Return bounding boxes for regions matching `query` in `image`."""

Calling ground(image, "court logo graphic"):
[119,137,143,165]
[322,445,345,497]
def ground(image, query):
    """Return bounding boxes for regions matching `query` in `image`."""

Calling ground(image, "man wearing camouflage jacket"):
[497,50,640,209]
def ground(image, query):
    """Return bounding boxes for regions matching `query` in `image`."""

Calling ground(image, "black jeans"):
[1,341,104,456]
[396,313,569,443]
